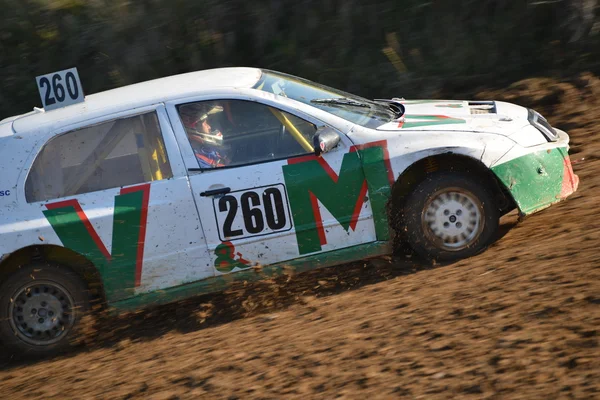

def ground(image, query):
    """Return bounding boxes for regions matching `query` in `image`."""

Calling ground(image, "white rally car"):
[0,68,578,355]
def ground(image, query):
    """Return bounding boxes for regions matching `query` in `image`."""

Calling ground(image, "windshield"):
[254,70,396,129]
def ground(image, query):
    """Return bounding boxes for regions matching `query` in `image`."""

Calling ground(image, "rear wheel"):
[399,172,500,261]
[0,263,89,357]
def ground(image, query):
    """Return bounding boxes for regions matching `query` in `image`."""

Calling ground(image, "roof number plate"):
[35,68,84,111]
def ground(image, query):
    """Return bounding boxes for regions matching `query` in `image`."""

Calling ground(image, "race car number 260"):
[213,184,293,241]
[35,67,85,111]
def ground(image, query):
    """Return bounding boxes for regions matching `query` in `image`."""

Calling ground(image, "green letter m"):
[283,141,394,255]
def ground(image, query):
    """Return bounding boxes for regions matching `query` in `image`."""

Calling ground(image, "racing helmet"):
[179,102,225,147]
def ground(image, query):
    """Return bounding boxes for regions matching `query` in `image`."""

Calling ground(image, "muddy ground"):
[0,75,599,399]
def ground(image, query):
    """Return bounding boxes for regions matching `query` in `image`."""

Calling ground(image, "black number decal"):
[263,188,286,229]
[65,71,79,99]
[219,196,243,237]
[52,74,65,102]
[39,77,56,106]
[215,185,291,240]
[241,192,264,234]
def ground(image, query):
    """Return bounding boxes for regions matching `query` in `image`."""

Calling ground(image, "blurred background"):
[1,0,598,119]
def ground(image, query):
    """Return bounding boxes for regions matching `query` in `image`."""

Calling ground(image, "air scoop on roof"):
[468,101,496,115]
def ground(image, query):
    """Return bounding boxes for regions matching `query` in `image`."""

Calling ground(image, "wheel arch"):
[0,245,106,309]
[389,151,516,229]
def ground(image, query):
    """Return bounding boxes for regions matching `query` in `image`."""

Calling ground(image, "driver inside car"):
[179,103,229,168]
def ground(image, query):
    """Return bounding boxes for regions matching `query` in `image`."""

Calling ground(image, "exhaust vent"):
[469,101,496,115]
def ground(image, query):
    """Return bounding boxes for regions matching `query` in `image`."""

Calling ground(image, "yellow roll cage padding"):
[268,107,314,153]
[138,115,169,182]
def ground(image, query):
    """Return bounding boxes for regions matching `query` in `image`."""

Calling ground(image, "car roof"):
[8,67,262,135]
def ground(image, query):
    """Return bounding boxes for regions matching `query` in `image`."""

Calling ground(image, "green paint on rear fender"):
[491,147,566,215]
[43,189,147,301]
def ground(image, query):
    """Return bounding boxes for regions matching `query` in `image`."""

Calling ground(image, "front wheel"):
[0,263,90,357]
[399,172,500,262]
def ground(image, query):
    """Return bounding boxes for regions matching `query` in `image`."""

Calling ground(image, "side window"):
[25,112,173,202]
[177,100,317,169]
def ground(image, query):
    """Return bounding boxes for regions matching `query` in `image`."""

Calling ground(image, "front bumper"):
[491,135,579,216]
[559,154,579,200]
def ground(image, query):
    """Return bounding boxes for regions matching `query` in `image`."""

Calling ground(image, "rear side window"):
[25,112,173,203]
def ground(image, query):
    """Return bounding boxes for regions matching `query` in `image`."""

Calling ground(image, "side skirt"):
[109,241,392,313]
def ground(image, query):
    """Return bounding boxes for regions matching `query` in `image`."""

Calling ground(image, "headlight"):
[528,109,558,142]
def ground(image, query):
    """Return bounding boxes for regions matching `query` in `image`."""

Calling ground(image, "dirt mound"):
[0,76,598,399]
[477,72,600,161]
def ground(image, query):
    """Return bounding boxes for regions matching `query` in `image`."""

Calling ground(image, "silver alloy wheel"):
[8,280,75,346]
[422,187,484,251]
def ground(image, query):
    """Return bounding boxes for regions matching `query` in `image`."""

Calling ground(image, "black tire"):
[0,263,90,357]
[399,172,499,262]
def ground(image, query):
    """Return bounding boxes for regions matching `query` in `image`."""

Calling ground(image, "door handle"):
[200,187,231,197]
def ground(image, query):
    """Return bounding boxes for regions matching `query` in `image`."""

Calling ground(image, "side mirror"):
[313,126,341,156]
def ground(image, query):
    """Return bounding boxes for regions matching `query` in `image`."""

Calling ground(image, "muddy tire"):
[399,172,500,262]
[0,263,90,358]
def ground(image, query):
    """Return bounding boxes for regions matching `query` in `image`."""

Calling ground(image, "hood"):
[376,100,530,137]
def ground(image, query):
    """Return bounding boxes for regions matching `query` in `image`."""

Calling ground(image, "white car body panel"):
[0,68,579,309]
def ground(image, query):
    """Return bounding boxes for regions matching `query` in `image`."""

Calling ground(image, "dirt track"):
[0,75,599,399]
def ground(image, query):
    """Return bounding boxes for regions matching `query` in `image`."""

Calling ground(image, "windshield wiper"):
[310,97,370,108]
